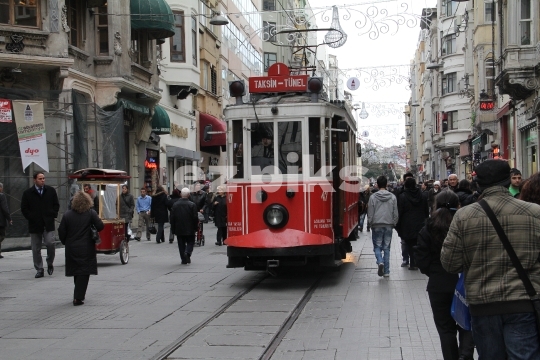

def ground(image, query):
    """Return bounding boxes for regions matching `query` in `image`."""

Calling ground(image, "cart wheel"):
[202,235,205,246]
[120,240,129,264]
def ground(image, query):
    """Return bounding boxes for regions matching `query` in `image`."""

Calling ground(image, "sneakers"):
[383,274,390,278]
[377,263,384,277]
[401,261,409,267]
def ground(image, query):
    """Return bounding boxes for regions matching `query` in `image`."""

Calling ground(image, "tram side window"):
[232,120,244,179]
[251,122,275,174]
[308,117,321,176]
[325,118,331,171]
[277,121,302,174]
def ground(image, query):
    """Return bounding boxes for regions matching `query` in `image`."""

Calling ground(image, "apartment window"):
[171,11,185,62]
[211,65,217,95]
[67,0,84,48]
[263,0,275,11]
[202,62,209,90]
[484,1,496,22]
[446,111,458,131]
[0,0,39,27]
[442,0,457,17]
[192,16,197,66]
[97,4,108,54]
[442,34,456,55]
[263,21,276,42]
[442,72,457,95]
[520,0,531,45]
[485,59,495,97]
[264,52,277,71]
[131,30,149,66]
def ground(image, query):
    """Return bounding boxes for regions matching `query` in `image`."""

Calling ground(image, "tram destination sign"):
[249,62,309,93]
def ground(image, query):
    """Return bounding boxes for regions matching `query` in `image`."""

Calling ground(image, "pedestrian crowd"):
[1,173,227,307]
[359,161,540,360]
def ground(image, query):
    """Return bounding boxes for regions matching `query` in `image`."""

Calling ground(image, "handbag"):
[148,219,157,234]
[478,199,540,341]
[451,273,471,330]
[90,224,101,245]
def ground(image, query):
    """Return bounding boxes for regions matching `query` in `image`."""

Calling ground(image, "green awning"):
[471,136,482,145]
[117,98,150,115]
[130,0,175,40]
[151,106,171,135]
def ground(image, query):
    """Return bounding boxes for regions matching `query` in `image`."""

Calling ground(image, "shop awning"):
[199,113,226,147]
[151,106,170,134]
[117,98,150,115]
[166,145,201,161]
[130,0,175,40]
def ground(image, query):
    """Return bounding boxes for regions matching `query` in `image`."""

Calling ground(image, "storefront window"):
[523,126,537,178]
[144,149,159,194]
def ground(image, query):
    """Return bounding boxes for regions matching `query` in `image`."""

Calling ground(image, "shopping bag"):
[148,219,157,234]
[451,273,471,330]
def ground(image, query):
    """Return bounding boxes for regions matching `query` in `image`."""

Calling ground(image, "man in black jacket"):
[170,188,198,264]
[21,172,60,278]
[396,178,429,270]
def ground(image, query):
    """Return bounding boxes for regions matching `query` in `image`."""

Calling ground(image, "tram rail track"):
[151,272,324,360]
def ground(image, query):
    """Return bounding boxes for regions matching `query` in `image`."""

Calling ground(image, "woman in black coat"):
[58,191,104,306]
[415,191,474,360]
[455,179,478,207]
[166,188,181,243]
[212,186,227,246]
[151,186,169,244]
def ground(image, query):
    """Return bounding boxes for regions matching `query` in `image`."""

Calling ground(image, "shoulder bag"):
[478,199,540,341]
[148,218,157,234]
[90,224,101,245]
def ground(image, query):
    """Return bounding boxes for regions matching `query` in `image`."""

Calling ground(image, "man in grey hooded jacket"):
[367,175,399,277]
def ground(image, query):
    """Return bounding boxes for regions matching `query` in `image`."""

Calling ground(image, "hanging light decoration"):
[324,6,347,48]
[359,102,369,119]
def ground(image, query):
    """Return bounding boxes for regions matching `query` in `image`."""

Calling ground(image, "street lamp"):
[210,13,229,26]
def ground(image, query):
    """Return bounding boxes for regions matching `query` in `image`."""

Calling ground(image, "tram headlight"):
[263,204,289,229]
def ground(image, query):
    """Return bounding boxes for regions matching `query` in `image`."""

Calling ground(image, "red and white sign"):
[249,62,308,93]
[0,99,12,122]
[12,100,49,172]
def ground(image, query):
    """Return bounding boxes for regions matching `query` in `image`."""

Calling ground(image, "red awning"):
[199,113,226,147]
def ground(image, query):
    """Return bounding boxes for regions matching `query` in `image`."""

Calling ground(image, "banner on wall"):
[0,99,12,122]
[12,100,49,172]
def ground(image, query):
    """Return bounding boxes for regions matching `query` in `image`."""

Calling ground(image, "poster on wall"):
[12,100,50,172]
[0,99,13,122]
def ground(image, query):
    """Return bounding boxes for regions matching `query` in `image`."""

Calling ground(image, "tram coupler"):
[267,259,280,277]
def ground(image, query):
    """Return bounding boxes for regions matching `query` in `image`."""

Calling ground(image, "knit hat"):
[433,181,440,186]
[474,160,511,189]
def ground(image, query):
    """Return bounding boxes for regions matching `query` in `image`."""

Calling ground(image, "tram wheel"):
[120,240,129,264]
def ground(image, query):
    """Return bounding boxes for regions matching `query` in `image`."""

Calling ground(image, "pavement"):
[0,224,455,360]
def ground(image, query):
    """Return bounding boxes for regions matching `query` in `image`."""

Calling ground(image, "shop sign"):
[12,100,49,172]
[249,63,308,93]
[170,123,188,138]
[0,99,12,122]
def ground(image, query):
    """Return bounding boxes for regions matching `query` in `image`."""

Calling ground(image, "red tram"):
[217,63,361,272]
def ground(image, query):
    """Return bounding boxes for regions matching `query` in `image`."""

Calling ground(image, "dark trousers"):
[402,238,417,266]
[216,226,227,244]
[73,275,90,301]
[124,221,130,240]
[428,291,475,360]
[177,235,195,261]
[156,222,165,243]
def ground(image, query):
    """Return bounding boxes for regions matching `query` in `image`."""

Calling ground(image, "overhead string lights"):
[325,6,348,48]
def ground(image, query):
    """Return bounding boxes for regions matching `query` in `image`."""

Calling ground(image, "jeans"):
[359,213,366,230]
[402,238,417,266]
[472,312,540,360]
[428,291,475,360]
[156,222,165,243]
[177,235,195,262]
[30,231,55,271]
[371,227,393,274]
